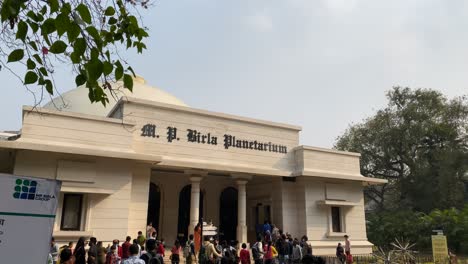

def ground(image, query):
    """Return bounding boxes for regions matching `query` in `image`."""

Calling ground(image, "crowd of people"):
[48,221,352,264]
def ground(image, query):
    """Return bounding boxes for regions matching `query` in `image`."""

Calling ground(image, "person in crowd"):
[123,244,145,264]
[106,245,119,264]
[60,248,75,264]
[140,239,160,264]
[171,240,182,264]
[203,236,222,261]
[184,234,196,264]
[51,237,59,264]
[111,239,123,262]
[213,238,223,264]
[336,243,346,264]
[264,230,272,244]
[276,234,289,264]
[156,238,165,262]
[147,222,156,239]
[300,236,312,256]
[252,236,264,264]
[122,236,132,261]
[194,223,202,256]
[133,239,142,257]
[263,241,277,264]
[74,237,87,264]
[148,232,157,241]
[263,221,272,235]
[344,235,350,252]
[69,242,75,254]
[97,241,107,264]
[137,231,146,250]
[271,225,280,243]
[88,237,98,264]
[291,240,302,264]
[345,252,353,264]
[239,243,250,264]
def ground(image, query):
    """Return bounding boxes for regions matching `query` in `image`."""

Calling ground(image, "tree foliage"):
[335,87,468,212]
[0,0,150,105]
[367,206,468,253]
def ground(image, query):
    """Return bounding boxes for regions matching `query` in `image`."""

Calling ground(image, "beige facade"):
[0,79,385,255]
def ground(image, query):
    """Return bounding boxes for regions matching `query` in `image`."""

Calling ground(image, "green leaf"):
[104,6,115,16]
[74,38,86,55]
[40,5,47,15]
[39,67,48,76]
[24,71,38,84]
[127,66,136,77]
[28,41,38,51]
[108,17,117,25]
[45,79,53,94]
[41,18,56,35]
[16,20,28,42]
[103,61,113,76]
[86,59,103,80]
[86,26,102,49]
[67,23,80,42]
[27,20,39,33]
[70,52,80,64]
[7,49,24,63]
[55,13,69,36]
[33,54,43,64]
[76,3,91,24]
[90,47,99,60]
[75,74,86,86]
[60,2,72,16]
[26,11,38,22]
[50,0,59,13]
[115,61,123,80]
[49,40,67,54]
[85,26,100,40]
[123,74,133,91]
[26,59,36,70]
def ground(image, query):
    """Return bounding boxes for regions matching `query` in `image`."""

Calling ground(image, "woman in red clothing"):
[171,240,182,264]
[240,243,251,264]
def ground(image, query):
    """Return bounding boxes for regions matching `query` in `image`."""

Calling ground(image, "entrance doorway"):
[147,183,161,233]
[177,185,204,244]
[219,187,238,242]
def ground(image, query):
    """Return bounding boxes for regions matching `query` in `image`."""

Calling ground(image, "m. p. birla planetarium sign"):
[140,123,288,154]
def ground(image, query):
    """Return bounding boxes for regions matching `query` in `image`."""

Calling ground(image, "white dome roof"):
[43,76,187,116]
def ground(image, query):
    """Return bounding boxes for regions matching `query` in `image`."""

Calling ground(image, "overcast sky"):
[1,0,468,148]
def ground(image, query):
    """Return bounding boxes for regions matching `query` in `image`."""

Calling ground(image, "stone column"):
[188,176,203,236]
[236,179,248,244]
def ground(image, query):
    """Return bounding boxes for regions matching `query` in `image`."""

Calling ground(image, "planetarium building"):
[0,77,385,254]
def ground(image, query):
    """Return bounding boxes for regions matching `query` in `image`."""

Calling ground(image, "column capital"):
[185,169,208,177]
[236,179,248,186]
[189,176,204,183]
[231,173,252,181]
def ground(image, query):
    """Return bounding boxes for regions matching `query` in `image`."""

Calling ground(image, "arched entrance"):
[219,187,238,242]
[147,183,161,233]
[177,185,204,244]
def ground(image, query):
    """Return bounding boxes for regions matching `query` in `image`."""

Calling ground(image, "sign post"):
[431,234,448,264]
[0,173,61,263]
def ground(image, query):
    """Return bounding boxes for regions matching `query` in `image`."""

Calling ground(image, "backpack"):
[144,252,161,264]
[199,245,209,264]
[252,242,261,260]
[183,241,192,258]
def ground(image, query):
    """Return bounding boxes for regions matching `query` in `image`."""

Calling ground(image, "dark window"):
[60,194,83,231]
[331,206,342,232]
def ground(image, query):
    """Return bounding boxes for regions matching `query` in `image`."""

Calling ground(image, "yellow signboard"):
[432,235,448,264]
